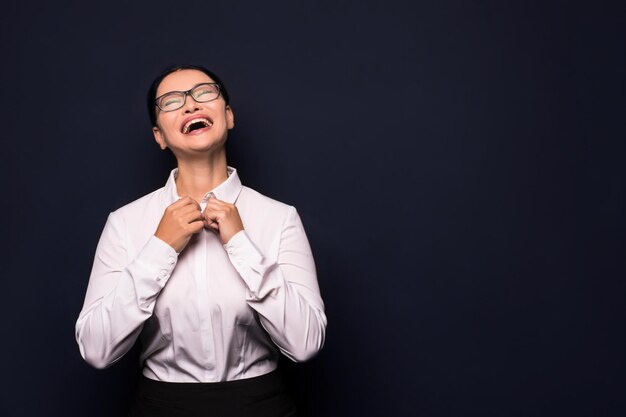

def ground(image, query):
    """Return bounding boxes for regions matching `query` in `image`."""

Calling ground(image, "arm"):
[223,206,327,362]
[75,197,203,369]
[75,211,178,369]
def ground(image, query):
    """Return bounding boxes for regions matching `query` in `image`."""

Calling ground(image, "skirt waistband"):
[138,369,283,394]
[130,370,296,417]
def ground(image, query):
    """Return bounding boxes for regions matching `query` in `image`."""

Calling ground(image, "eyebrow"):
[158,82,215,96]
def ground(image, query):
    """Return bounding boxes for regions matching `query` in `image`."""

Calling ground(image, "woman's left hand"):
[202,196,244,244]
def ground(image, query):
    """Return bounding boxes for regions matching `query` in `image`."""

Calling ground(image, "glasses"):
[155,83,222,112]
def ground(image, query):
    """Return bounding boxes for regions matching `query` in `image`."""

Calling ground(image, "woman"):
[75,65,327,417]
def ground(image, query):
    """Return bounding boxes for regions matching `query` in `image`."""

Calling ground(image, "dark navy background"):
[1,1,624,416]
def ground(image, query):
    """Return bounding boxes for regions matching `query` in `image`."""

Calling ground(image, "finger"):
[177,204,202,217]
[182,210,204,225]
[202,205,219,217]
[203,210,226,223]
[167,198,200,214]
[178,197,201,209]
[170,196,196,207]
[203,217,217,229]
[202,214,219,227]
[202,208,221,225]
[188,219,205,234]
[203,204,221,215]
[204,199,230,209]
[202,216,218,232]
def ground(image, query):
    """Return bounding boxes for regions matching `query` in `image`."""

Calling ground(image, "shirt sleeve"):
[223,206,327,362]
[75,211,178,369]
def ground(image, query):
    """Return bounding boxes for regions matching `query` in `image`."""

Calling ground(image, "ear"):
[152,126,167,150]
[226,105,235,130]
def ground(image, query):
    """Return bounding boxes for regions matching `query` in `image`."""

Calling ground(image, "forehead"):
[156,70,215,96]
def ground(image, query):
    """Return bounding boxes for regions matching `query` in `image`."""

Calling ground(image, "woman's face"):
[152,69,234,158]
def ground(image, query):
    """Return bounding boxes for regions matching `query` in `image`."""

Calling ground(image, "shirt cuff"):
[132,235,179,291]
[223,230,265,294]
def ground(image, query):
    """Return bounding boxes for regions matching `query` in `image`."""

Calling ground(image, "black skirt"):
[128,370,297,417]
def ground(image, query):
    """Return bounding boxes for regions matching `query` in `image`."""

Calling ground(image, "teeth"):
[182,117,213,134]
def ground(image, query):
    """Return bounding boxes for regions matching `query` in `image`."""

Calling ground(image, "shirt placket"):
[197,192,215,380]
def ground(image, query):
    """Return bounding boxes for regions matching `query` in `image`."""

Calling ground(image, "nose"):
[182,92,201,113]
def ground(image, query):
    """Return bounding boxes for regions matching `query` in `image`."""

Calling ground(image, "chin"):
[189,139,227,154]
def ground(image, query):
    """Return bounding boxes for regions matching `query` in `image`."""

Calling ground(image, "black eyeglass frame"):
[154,83,222,112]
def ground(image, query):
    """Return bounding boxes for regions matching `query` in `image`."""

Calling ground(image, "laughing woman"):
[75,65,326,417]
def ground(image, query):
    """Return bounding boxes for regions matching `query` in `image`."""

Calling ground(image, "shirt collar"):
[164,166,243,206]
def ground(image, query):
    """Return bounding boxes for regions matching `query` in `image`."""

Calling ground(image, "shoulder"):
[100,186,167,250]
[240,185,293,209]
[109,186,167,222]
[238,185,297,225]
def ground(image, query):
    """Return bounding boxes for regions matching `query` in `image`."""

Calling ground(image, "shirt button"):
[228,247,234,255]
[159,269,168,278]
[168,256,175,265]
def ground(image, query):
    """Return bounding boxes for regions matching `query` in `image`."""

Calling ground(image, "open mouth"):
[181,117,213,134]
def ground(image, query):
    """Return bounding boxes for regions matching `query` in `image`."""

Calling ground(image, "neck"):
[175,150,228,203]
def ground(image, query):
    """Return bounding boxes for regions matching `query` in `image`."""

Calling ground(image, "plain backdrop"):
[1,1,624,416]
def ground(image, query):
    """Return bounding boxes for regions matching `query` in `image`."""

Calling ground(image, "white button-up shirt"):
[75,167,326,382]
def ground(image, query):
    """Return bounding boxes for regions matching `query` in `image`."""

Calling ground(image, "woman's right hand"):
[154,197,204,253]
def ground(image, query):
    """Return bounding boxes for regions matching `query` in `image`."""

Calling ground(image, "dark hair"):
[147,64,230,127]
